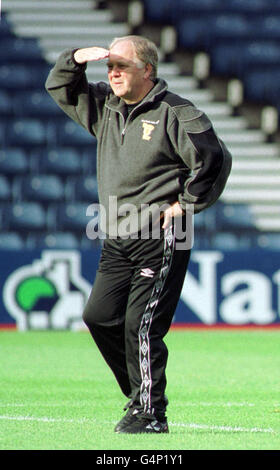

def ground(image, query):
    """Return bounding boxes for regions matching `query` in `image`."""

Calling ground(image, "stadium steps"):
[3,0,280,233]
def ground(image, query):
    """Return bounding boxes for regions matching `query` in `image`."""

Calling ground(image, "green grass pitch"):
[0,328,279,450]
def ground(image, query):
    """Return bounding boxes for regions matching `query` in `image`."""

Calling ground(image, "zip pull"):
[121,128,126,145]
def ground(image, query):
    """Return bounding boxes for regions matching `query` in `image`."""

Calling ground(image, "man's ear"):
[144,63,153,79]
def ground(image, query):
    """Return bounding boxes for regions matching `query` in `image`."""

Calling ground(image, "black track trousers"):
[83,224,191,417]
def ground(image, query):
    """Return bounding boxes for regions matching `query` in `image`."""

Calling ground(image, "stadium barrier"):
[1,247,279,329]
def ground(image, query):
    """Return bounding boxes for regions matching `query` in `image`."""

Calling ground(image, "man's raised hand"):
[74,47,109,64]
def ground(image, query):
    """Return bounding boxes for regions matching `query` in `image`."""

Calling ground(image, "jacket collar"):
[105,78,168,114]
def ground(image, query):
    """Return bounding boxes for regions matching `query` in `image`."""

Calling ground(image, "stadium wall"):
[0,248,280,329]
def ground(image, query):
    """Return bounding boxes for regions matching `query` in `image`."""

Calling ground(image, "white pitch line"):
[0,415,94,424]
[0,415,275,434]
[181,402,256,408]
[169,422,275,434]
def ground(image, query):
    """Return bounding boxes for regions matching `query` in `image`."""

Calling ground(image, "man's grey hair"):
[109,35,158,81]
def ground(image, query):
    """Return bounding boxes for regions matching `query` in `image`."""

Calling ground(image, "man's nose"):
[111,66,121,76]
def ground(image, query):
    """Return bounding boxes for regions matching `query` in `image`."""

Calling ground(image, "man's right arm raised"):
[45,47,110,135]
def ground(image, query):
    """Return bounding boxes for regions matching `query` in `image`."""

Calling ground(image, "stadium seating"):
[13,175,65,204]
[14,90,65,117]
[257,233,280,250]
[82,147,97,174]
[211,232,252,251]
[57,121,96,146]
[7,118,48,147]
[215,204,256,231]
[243,69,280,107]
[0,176,12,201]
[0,232,25,250]
[26,232,80,250]
[66,175,99,203]
[32,148,84,176]
[0,123,6,148]
[53,202,93,232]
[142,0,176,24]
[0,148,29,177]
[1,3,280,251]
[0,37,44,63]
[211,41,280,78]
[0,13,14,39]
[224,0,279,15]
[0,90,13,116]
[256,16,280,40]
[4,202,47,232]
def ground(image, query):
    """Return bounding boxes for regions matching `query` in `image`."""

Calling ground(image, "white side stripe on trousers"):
[138,225,175,414]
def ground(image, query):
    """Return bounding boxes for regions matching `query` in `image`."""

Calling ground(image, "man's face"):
[107,40,150,103]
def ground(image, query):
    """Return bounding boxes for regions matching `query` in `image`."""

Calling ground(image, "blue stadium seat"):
[0,122,6,147]
[54,202,93,232]
[211,41,280,77]
[0,63,49,90]
[82,147,97,174]
[226,0,274,15]
[210,14,253,43]
[0,90,13,115]
[143,0,175,24]
[215,204,256,231]
[144,0,223,24]
[5,202,47,231]
[26,232,80,250]
[212,41,280,79]
[211,44,244,76]
[13,175,65,204]
[81,234,102,250]
[255,16,280,40]
[177,18,211,50]
[242,42,280,69]
[243,69,280,106]
[0,14,14,39]
[0,37,44,63]
[57,121,96,146]
[211,41,246,77]
[0,232,25,250]
[211,232,252,251]
[14,90,65,117]
[0,176,12,201]
[192,233,210,250]
[7,118,48,146]
[177,0,222,14]
[0,148,29,176]
[177,14,253,51]
[66,176,99,202]
[33,148,83,175]
[193,211,206,231]
[257,233,280,250]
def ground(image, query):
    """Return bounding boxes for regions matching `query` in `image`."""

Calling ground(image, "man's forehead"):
[109,40,136,60]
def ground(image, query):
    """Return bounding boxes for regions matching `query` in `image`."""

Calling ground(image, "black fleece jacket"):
[45,49,232,236]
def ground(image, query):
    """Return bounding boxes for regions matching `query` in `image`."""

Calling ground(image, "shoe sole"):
[116,423,169,434]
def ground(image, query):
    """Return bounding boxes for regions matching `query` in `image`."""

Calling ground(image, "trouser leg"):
[124,226,190,418]
[83,226,190,416]
[82,245,132,398]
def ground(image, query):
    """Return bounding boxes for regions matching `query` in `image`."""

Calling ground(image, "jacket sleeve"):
[168,105,232,213]
[45,49,110,137]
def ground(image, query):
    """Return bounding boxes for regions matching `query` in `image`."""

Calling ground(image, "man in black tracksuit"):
[46,35,232,434]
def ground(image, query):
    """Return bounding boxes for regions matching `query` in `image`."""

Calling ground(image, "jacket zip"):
[106,97,161,145]
[120,104,145,144]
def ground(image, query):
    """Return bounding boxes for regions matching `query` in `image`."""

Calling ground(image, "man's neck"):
[123,81,155,105]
